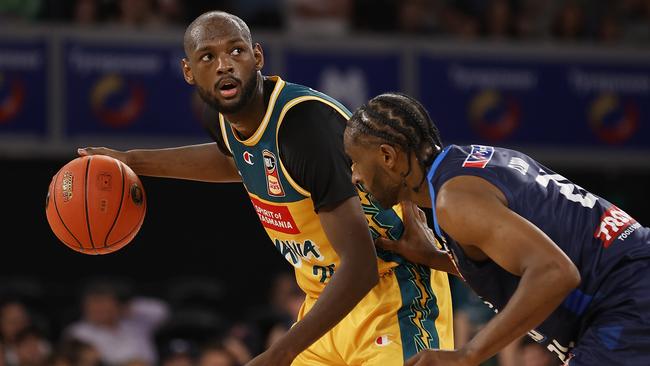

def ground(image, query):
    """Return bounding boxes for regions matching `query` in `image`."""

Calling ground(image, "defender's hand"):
[375,201,448,268]
[405,349,474,366]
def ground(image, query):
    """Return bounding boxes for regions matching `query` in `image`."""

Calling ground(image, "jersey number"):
[535,170,598,209]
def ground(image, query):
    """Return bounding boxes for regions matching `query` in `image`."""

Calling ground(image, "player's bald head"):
[183,11,252,56]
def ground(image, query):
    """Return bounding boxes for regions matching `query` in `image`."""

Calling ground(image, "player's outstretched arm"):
[78,143,241,183]
[248,196,379,366]
[406,175,581,366]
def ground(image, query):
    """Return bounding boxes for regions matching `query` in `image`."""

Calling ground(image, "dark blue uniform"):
[426,144,650,365]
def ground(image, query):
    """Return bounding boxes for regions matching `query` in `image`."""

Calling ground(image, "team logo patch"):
[375,335,392,347]
[243,151,254,165]
[462,145,495,168]
[263,149,285,197]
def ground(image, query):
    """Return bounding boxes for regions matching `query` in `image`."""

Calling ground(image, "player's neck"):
[223,75,266,140]
[402,155,433,208]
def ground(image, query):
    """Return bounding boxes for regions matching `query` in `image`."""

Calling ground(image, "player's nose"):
[216,54,234,74]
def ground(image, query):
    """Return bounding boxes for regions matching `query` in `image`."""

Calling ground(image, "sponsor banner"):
[0,39,47,135]
[594,205,639,248]
[250,196,300,234]
[64,41,205,137]
[284,49,400,111]
[418,55,650,148]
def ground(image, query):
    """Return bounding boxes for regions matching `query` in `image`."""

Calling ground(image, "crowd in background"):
[0,0,647,44]
[0,273,556,366]
[0,272,304,366]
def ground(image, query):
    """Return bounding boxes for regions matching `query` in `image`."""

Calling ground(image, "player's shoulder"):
[278,79,351,116]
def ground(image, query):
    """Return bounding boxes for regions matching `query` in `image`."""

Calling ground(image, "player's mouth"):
[217,78,240,99]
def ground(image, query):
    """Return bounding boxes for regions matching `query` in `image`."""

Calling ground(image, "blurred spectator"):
[62,279,169,366]
[14,326,51,366]
[352,0,398,33]
[0,0,42,23]
[397,0,443,34]
[598,14,622,43]
[521,337,556,366]
[268,272,304,323]
[230,0,283,30]
[1,300,32,366]
[114,0,162,28]
[617,0,650,43]
[551,0,586,40]
[197,341,237,366]
[156,0,186,26]
[482,0,518,39]
[285,0,353,36]
[159,338,197,366]
[72,0,99,26]
[439,0,481,39]
[47,338,102,366]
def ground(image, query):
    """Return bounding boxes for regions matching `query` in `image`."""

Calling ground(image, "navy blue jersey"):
[426,144,650,360]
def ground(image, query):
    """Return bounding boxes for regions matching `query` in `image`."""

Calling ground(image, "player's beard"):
[368,171,401,210]
[197,71,258,114]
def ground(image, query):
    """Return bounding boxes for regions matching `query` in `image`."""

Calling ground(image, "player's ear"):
[253,43,264,71]
[181,58,195,85]
[379,144,399,169]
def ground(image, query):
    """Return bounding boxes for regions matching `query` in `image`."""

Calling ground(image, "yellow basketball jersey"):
[217,76,453,362]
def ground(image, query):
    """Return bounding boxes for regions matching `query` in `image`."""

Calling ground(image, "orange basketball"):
[45,155,146,255]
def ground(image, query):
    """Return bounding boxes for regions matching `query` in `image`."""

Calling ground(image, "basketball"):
[45,155,146,255]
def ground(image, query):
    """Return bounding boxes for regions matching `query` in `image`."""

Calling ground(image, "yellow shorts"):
[292,263,454,366]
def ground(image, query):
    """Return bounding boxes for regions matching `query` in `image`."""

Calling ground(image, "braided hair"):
[347,92,443,191]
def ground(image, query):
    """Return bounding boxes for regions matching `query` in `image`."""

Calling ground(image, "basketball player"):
[342,92,650,366]
[78,11,453,366]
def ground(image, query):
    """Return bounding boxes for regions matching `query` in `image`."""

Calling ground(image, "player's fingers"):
[400,201,418,225]
[77,147,106,156]
[375,237,398,252]
[415,206,427,224]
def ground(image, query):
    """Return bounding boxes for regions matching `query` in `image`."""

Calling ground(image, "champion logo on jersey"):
[462,145,495,168]
[375,335,392,347]
[243,151,254,165]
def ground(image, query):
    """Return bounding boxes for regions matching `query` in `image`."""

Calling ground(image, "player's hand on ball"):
[405,349,473,366]
[375,201,449,267]
[78,146,129,165]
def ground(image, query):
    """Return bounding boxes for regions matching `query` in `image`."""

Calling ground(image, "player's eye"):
[231,48,243,56]
[200,54,213,62]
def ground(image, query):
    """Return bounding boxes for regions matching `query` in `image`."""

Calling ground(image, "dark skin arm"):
[248,196,379,366]
[78,143,241,183]
[376,201,460,276]
[403,176,581,366]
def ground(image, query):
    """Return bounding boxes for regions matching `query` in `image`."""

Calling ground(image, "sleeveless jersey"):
[218,76,404,298]
[426,144,650,359]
